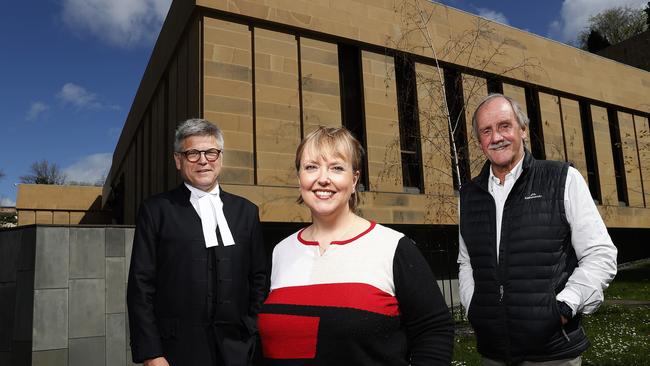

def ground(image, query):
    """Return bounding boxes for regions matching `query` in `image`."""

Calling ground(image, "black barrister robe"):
[127,184,267,365]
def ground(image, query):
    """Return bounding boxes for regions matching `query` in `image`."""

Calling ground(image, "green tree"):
[20,160,66,185]
[577,6,648,50]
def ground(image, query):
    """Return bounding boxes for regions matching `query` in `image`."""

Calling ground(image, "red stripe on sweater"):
[265,283,399,316]
[259,314,319,359]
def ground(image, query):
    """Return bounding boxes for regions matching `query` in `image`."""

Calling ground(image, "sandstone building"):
[103,0,650,263]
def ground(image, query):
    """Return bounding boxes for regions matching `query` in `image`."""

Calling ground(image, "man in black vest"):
[458,94,617,365]
[127,118,267,366]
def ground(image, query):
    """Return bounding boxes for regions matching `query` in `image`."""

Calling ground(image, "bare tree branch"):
[19,160,66,185]
[379,0,545,224]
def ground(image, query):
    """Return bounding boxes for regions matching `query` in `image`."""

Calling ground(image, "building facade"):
[103,0,650,267]
[16,185,110,226]
[597,29,650,72]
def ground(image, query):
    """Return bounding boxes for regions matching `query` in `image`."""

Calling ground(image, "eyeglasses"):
[177,149,222,163]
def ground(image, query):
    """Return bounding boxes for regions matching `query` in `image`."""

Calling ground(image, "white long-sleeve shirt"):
[457,159,618,317]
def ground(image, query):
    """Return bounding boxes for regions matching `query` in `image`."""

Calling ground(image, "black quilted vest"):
[460,152,589,363]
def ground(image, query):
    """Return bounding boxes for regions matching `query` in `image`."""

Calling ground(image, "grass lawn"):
[452,261,650,365]
[604,262,650,301]
[581,304,650,365]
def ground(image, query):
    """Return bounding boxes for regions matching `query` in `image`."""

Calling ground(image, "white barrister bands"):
[186,183,235,247]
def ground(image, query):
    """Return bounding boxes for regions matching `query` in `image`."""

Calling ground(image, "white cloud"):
[548,0,646,43]
[1,197,16,207]
[26,101,49,121]
[63,153,112,185]
[476,8,510,25]
[57,83,102,109]
[61,0,172,48]
[56,83,121,111]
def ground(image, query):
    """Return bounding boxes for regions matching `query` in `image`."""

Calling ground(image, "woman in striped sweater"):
[258,126,454,365]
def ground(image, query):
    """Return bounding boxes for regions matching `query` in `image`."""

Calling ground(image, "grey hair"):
[174,118,224,152]
[471,93,529,139]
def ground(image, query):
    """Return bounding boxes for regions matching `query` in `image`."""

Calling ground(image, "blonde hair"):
[295,126,365,210]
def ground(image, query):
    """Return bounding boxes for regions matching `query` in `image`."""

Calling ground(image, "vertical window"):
[579,101,602,203]
[486,78,503,94]
[525,87,545,159]
[395,54,424,193]
[608,109,628,206]
[338,43,369,190]
[443,69,470,189]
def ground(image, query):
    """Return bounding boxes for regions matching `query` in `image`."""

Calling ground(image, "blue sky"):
[0,0,646,206]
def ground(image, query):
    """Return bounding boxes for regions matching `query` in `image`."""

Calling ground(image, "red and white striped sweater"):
[258,222,453,365]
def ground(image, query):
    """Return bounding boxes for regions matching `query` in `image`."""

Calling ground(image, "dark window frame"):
[579,101,602,203]
[486,78,503,94]
[525,87,546,159]
[338,43,370,191]
[443,68,471,188]
[607,108,628,206]
[395,54,425,194]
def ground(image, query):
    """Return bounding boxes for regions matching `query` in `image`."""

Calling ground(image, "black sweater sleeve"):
[394,236,454,365]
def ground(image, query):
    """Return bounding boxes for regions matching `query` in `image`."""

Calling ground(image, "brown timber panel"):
[362,50,402,192]
[539,92,565,161]
[618,112,643,207]
[188,17,201,119]
[35,211,53,224]
[177,33,189,125]
[154,86,167,196]
[52,212,70,225]
[591,105,618,206]
[136,127,143,210]
[125,148,136,224]
[18,211,35,226]
[634,115,650,207]
[502,83,528,116]
[143,111,152,200]
[167,56,180,189]
[150,90,160,196]
[204,18,254,185]
[254,28,301,186]
[415,63,455,222]
[462,74,488,178]
[560,98,588,181]
[300,37,342,134]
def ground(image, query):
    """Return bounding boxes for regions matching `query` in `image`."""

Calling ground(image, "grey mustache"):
[488,141,511,150]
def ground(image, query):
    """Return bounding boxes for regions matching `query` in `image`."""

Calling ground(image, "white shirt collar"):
[184,182,235,247]
[489,155,524,186]
[185,182,220,198]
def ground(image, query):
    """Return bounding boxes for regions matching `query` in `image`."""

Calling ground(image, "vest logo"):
[524,192,543,200]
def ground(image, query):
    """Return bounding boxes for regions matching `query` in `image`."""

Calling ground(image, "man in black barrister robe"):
[127,118,267,366]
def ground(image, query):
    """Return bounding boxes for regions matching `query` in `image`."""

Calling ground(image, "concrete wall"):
[0,225,135,366]
[0,224,460,365]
